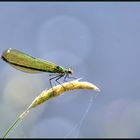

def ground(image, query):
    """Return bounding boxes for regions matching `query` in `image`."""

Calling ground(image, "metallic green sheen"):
[1,48,66,74]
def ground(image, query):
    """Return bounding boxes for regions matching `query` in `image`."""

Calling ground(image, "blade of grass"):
[2,78,100,138]
[3,108,30,138]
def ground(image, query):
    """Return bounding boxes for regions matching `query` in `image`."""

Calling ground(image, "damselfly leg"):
[63,73,77,82]
[49,73,66,94]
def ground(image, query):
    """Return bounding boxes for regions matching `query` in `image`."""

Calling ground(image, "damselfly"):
[1,48,75,88]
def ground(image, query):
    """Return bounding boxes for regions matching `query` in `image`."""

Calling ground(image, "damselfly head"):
[67,68,73,75]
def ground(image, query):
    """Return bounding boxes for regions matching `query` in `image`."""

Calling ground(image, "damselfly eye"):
[68,71,72,74]
[67,68,73,75]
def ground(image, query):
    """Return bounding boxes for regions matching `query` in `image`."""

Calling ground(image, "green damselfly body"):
[1,48,75,89]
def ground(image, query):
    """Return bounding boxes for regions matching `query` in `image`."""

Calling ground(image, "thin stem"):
[2,109,30,138]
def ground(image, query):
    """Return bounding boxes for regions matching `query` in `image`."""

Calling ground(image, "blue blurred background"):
[0,2,140,138]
